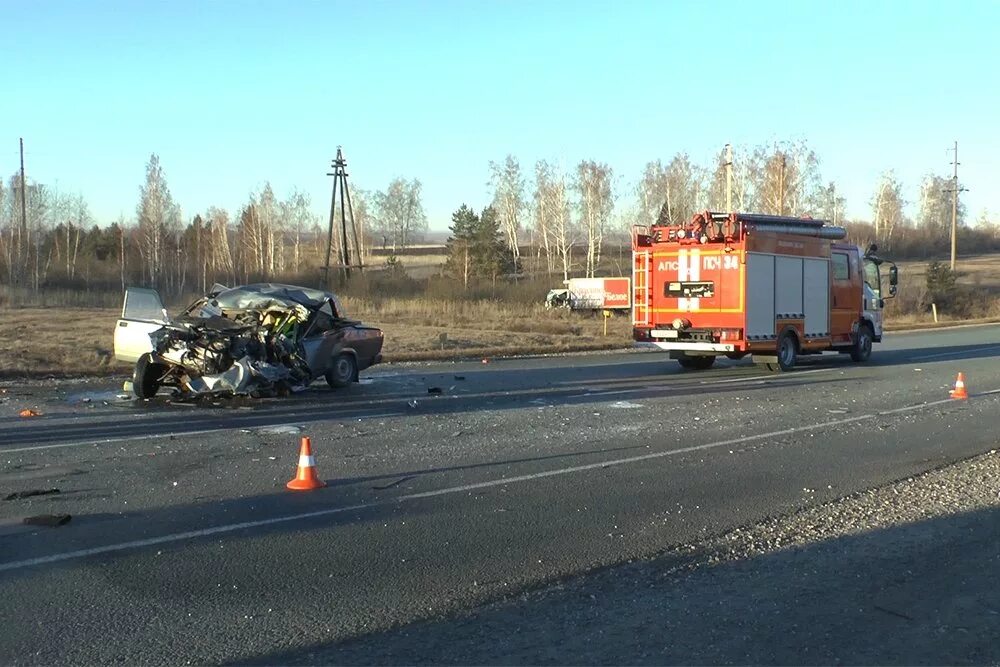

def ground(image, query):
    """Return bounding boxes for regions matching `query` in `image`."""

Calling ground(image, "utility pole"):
[724,143,733,211]
[944,140,968,271]
[322,147,362,287]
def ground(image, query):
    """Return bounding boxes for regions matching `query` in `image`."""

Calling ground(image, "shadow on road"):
[235,503,1000,666]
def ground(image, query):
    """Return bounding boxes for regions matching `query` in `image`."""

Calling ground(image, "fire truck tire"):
[678,355,716,371]
[767,332,798,372]
[850,323,874,363]
[725,352,747,360]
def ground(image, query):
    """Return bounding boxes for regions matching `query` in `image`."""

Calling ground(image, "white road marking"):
[3,393,990,574]
[910,345,1000,361]
[1,413,406,454]
[701,368,834,385]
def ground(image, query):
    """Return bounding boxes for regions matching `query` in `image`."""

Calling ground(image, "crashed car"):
[114,283,383,399]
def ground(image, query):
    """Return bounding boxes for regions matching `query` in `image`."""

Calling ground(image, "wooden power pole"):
[322,147,363,287]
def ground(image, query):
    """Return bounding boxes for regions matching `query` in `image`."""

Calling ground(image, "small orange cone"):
[949,372,969,400]
[286,436,326,491]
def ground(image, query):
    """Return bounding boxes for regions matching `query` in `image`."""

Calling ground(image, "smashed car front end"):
[127,283,383,399]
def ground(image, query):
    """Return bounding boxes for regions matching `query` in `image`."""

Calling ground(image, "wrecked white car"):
[114,283,384,399]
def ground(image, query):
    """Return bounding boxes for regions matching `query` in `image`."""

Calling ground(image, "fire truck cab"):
[632,211,898,372]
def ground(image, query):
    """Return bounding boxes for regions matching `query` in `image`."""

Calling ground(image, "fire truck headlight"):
[700,235,708,244]
[672,318,691,330]
[677,230,686,239]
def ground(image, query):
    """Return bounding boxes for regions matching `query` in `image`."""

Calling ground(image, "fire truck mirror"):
[889,265,899,286]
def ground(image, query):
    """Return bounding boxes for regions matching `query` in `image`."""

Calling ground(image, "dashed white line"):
[3,392,990,574]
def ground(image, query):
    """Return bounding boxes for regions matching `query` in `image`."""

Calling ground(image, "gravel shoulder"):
[286,448,1000,666]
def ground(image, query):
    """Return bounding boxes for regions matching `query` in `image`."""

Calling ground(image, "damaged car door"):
[114,288,170,364]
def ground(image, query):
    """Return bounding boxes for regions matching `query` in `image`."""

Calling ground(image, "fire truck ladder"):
[633,249,650,326]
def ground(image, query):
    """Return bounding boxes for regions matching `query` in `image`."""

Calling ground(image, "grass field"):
[3,253,998,380]
[0,300,632,379]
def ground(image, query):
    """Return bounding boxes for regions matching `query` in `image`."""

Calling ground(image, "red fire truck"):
[632,211,898,371]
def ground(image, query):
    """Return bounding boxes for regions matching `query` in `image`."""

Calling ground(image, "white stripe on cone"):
[298,455,316,467]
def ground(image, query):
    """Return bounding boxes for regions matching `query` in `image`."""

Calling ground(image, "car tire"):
[678,355,715,371]
[326,353,358,389]
[850,323,874,363]
[766,331,798,372]
[133,353,165,399]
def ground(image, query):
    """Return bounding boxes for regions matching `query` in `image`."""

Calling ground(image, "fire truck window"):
[832,253,850,281]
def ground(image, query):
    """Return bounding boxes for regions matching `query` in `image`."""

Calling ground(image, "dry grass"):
[0,301,632,379]
[6,252,1000,379]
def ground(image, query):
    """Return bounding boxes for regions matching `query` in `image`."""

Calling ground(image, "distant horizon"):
[4,0,998,230]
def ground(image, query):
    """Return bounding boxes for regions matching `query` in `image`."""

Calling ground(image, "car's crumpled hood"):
[209,283,338,311]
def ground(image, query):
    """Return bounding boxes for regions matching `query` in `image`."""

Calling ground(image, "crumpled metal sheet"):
[209,283,343,315]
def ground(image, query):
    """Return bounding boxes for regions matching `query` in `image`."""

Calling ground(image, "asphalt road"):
[2,324,1000,665]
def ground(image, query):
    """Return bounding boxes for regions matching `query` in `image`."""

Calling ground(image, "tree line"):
[0,143,993,300]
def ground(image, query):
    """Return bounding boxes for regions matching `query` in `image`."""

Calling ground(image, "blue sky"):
[4,0,998,229]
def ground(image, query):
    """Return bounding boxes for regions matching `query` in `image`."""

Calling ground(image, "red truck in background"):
[546,277,632,311]
[632,211,898,371]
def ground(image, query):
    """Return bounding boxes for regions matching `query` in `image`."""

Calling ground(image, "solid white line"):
[0,406,924,574]
[1,413,406,454]
[911,345,1000,361]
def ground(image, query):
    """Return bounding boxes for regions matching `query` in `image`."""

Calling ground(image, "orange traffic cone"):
[949,372,969,400]
[287,436,326,491]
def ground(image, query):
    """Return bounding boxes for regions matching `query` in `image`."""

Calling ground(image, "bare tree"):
[532,160,563,274]
[757,141,821,216]
[489,155,524,268]
[372,178,428,251]
[136,154,181,289]
[575,160,613,278]
[918,174,962,234]
[281,189,313,275]
[637,160,668,227]
[871,171,905,245]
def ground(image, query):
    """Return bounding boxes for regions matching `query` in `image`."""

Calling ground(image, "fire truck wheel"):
[768,331,798,372]
[678,355,715,371]
[850,323,874,363]
[725,352,747,360]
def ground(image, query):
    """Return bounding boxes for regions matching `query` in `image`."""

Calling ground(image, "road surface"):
[2,324,1000,664]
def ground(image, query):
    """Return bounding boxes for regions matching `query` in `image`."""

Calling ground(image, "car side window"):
[832,253,850,281]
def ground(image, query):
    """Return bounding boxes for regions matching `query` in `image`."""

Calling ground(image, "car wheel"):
[767,331,798,372]
[326,353,358,389]
[850,323,873,363]
[133,353,165,399]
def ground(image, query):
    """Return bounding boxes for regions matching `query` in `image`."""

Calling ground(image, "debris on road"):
[18,408,41,418]
[254,425,302,436]
[609,401,643,409]
[427,387,443,395]
[22,514,72,527]
[4,488,61,501]
[454,375,466,381]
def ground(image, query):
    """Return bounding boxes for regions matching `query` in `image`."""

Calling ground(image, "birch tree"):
[871,172,905,244]
[575,160,613,278]
[136,154,181,288]
[488,155,524,269]
[372,178,427,251]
